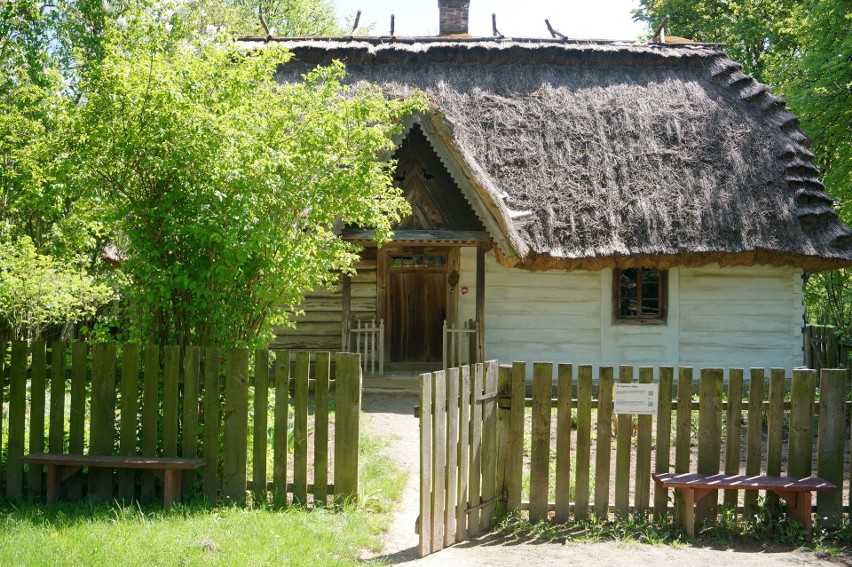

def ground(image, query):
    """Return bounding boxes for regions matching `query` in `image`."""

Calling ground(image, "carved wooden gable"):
[393,125,485,231]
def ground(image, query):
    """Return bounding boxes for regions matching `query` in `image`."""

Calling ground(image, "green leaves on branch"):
[0,237,114,340]
[67,14,423,347]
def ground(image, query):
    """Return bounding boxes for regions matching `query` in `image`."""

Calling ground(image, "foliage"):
[633,1,851,334]
[804,269,852,337]
[0,237,113,340]
[61,10,420,347]
[2,1,421,347]
[178,0,346,37]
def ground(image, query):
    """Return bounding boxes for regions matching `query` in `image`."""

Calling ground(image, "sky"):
[332,0,647,41]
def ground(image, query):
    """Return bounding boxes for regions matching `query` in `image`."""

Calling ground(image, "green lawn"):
[0,430,406,566]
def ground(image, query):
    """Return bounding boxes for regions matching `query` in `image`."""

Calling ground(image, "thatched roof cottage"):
[247,2,852,374]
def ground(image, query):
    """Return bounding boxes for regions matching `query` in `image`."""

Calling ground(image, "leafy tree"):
[61,10,421,347]
[0,237,113,340]
[3,0,412,347]
[634,1,851,334]
[181,0,346,36]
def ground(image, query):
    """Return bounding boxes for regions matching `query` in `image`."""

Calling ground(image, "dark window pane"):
[641,299,659,317]
[620,298,638,318]
[642,282,660,300]
[640,268,659,284]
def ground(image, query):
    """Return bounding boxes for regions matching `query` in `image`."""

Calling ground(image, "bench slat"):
[21,453,206,471]
[653,472,834,492]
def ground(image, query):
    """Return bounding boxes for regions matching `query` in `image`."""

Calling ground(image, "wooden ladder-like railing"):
[347,319,384,375]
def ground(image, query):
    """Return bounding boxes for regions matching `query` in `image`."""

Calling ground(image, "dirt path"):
[360,392,850,566]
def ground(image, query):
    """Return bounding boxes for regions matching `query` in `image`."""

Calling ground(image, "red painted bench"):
[653,472,836,536]
[22,453,207,506]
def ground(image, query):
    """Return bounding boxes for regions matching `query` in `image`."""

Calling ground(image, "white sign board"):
[614,383,659,415]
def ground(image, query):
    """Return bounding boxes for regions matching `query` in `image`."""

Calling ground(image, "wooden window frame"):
[613,267,668,325]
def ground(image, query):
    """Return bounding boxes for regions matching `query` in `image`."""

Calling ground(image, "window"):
[389,255,446,269]
[615,268,667,323]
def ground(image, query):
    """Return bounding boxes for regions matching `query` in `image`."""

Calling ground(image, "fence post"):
[28,341,47,500]
[272,351,289,507]
[223,348,249,505]
[788,369,816,479]
[67,342,88,500]
[506,362,526,512]
[654,367,674,519]
[723,369,744,510]
[456,366,471,541]
[614,365,634,516]
[90,343,117,501]
[766,368,786,514]
[635,367,654,517]
[0,341,6,480]
[445,367,459,544]
[334,352,362,503]
[495,364,512,505]
[817,369,847,528]
[695,368,723,528]
[674,367,693,474]
[481,361,498,530]
[555,363,573,523]
[182,346,201,496]
[48,342,67,455]
[744,368,765,515]
[118,343,140,502]
[595,366,614,519]
[162,346,180,459]
[293,352,309,505]
[203,347,220,504]
[803,326,812,368]
[827,328,838,368]
[576,365,593,520]
[419,371,433,558]
[7,341,28,500]
[253,349,269,504]
[314,352,331,507]
[529,362,553,523]
[141,344,159,501]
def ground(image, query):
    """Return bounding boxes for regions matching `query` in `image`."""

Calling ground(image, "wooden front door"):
[387,253,447,363]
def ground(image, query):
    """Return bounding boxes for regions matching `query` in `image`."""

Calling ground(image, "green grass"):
[0,426,407,566]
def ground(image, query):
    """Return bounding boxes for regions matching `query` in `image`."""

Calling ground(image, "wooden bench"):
[653,472,836,536]
[21,453,207,506]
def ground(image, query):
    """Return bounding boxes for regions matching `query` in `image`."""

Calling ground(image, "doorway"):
[386,252,447,364]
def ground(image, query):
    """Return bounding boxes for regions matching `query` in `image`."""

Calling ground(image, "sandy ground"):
[360,392,851,567]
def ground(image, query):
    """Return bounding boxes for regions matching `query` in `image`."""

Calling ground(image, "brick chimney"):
[438,0,470,36]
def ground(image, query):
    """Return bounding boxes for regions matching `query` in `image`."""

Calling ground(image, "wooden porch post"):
[476,244,486,362]
[341,273,352,351]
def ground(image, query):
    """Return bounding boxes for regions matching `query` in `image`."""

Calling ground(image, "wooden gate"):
[418,361,499,557]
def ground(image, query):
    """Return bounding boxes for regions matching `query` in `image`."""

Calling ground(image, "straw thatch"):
[260,38,852,272]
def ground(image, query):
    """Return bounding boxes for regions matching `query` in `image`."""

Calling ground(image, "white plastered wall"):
[458,250,804,373]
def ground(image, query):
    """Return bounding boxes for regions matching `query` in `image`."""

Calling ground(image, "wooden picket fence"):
[418,361,499,557]
[499,363,851,523]
[419,361,852,556]
[804,325,851,373]
[0,341,361,506]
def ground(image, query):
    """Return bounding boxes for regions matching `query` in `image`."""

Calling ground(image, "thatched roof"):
[259,37,852,272]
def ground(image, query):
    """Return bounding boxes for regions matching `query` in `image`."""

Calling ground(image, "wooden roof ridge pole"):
[350,10,361,36]
[258,7,271,42]
[492,14,504,39]
[545,19,567,40]
[651,15,670,43]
